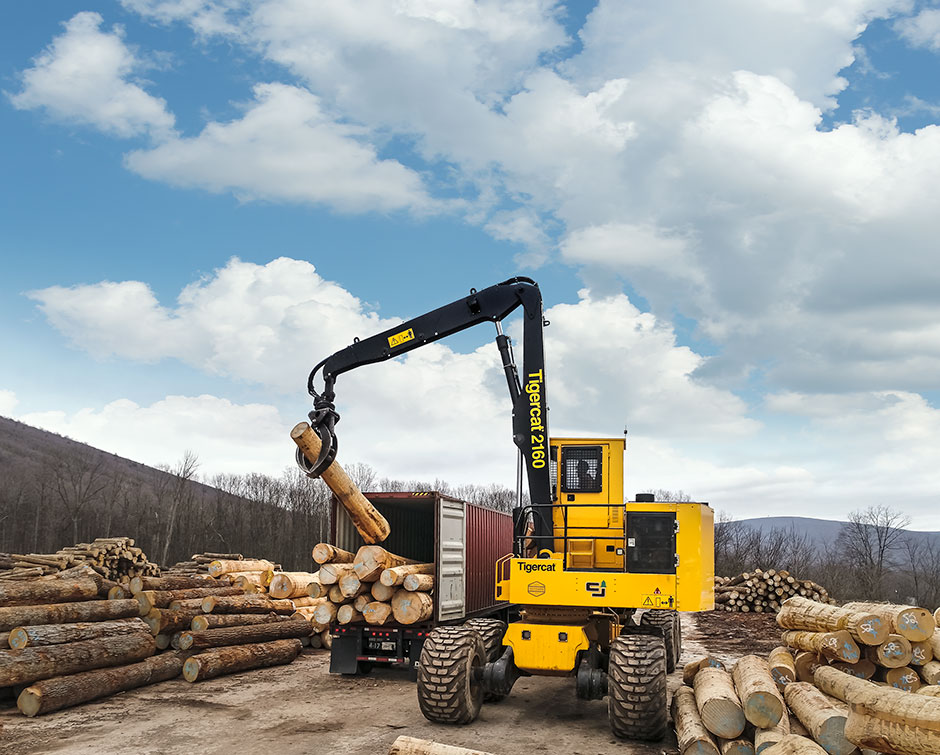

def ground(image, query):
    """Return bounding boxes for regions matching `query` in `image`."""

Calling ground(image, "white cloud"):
[28,257,396,392]
[8,12,175,138]
[895,8,940,51]
[0,390,19,417]
[125,83,435,213]
[120,0,249,37]
[18,394,289,476]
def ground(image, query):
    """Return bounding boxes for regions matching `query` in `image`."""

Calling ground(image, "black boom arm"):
[303,276,552,546]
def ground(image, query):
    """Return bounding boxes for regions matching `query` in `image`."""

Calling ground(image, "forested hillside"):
[0,416,518,572]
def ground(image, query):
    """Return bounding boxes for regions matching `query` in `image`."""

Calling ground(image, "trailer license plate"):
[380,641,396,651]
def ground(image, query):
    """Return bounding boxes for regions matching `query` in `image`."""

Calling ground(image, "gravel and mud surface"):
[0,612,769,755]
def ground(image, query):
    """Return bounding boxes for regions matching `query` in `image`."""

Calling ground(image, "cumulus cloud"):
[125,83,435,213]
[120,0,249,37]
[8,12,175,138]
[895,8,940,51]
[18,394,289,476]
[28,257,395,392]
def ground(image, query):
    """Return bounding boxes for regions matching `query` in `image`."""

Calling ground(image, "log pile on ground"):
[0,549,328,717]
[675,597,940,754]
[0,537,159,582]
[715,571,836,615]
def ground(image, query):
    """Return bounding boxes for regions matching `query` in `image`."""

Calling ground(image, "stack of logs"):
[778,596,939,694]
[715,571,835,615]
[0,537,160,582]
[674,598,940,755]
[301,543,435,632]
[162,552,283,578]
[0,554,330,717]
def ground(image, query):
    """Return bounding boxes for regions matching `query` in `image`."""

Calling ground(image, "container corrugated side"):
[465,502,513,615]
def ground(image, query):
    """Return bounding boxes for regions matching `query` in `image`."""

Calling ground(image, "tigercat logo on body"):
[517,561,556,574]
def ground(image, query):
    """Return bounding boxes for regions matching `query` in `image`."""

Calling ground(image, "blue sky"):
[3,1,940,527]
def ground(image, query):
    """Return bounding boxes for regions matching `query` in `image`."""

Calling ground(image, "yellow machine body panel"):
[528,503,715,612]
[503,622,592,675]
[550,438,625,570]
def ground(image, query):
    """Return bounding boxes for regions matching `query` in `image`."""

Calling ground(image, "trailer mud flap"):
[330,634,359,674]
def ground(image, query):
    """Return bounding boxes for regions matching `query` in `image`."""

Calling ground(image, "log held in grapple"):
[291,422,390,543]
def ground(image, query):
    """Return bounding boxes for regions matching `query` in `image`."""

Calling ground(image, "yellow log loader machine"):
[300,277,714,740]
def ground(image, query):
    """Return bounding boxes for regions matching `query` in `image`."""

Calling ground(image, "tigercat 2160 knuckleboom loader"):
[300,277,714,740]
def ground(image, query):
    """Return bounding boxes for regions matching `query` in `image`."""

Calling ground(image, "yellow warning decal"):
[388,328,415,349]
[642,588,673,608]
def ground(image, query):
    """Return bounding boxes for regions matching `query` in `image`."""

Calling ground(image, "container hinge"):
[674,519,680,534]
[674,554,680,568]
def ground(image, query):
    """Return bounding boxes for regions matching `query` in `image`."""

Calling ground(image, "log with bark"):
[143,607,203,635]
[828,658,876,680]
[268,572,320,600]
[328,585,345,603]
[783,681,853,755]
[313,601,339,626]
[792,651,824,684]
[777,597,887,646]
[694,666,746,739]
[683,656,727,686]
[17,652,184,716]
[191,613,289,631]
[182,638,302,682]
[732,655,785,728]
[872,665,920,692]
[363,601,394,626]
[321,629,332,649]
[918,660,940,685]
[910,639,933,667]
[815,665,940,755]
[0,632,156,687]
[178,619,312,650]
[338,572,369,599]
[129,575,214,593]
[9,618,150,648]
[719,739,754,755]
[781,630,860,664]
[312,544,356,564]
[387,736,497,755]
[136,586,243,615]
[371,582,398,603]
[843,602,935,643]
[403,573,434,592]
[201,595,295,614]
[672,684,720,755]
[755,706,790,754]
[767,647,796,691]
[391,590,434,625]
[761,735,828,755]
[318,563,357,586]
[0,599,140,632]
[336,605,363,625]
[291,422,391,543]
[378,562,434,587]
[207,559,275,578]
[0,577,100,607]
[355,547,418,583]
[866,635,913,669]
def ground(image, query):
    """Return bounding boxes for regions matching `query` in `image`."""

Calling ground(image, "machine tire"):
[607,634,668,741]
[416,626,486,724]
[464,618,507,662]
[673,613,683,664]
[640,610,678,673]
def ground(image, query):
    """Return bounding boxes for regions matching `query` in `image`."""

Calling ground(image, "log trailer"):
[302,277,714,740]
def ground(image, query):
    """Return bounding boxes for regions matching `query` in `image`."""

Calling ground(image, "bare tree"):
[160,451,199,566]
[53,455,109,544]
[836,505,910,600]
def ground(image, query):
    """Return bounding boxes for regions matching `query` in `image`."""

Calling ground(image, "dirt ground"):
[0,612,772,755]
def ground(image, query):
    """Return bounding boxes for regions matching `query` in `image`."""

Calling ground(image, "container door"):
[437,499,466,621]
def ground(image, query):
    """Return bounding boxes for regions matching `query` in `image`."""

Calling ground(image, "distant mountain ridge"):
[734,515,940,548]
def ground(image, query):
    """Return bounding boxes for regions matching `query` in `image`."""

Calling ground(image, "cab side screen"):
[561,446,603,493]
